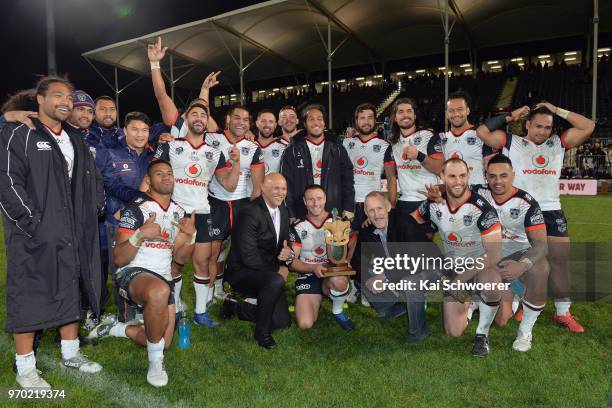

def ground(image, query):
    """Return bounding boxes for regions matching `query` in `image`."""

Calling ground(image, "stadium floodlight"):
[337,79,346,83]
[460,64,470,68]
[273,88,279,91]
[355,77,365,80]
[564,51,577,56]
[597,48,610,52]
[321,82,329,85]
[408,75,413,79]
[511,58,523,62]
[490,65,502,69]
[415,69,426,73]
[517,62,524,66]
[258,90,265,93]
[374,74,383,78]
[395,72,406,75]
[230,94,236,97]
[564,57,576,62]
[286,86,293,89]
[538,54,550,59]
[438,67,446,70]
[487,61,499,65]
[464,68,473,72]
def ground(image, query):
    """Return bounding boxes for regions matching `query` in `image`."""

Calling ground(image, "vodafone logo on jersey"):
[314,246,326,256]
[355,156,368,169]
[316,160,323,169]
[185,163,202,178]
[446,232,462,242]
[532,154,549,168]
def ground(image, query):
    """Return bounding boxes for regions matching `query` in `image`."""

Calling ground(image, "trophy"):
[321,209,356,277]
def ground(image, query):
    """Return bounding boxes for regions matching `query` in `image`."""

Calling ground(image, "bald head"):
[262,172,287,208]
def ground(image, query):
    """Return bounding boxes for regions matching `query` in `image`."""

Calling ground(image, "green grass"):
[1,196,611,407]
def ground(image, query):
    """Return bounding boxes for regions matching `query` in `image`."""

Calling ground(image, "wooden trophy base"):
[321,262,356,277]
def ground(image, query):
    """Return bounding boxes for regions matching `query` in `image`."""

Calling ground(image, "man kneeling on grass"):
[88,160,196,387]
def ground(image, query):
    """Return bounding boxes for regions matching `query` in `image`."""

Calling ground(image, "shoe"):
[333,311,355,331]
[512,329,532,352]
[514,308,523,322]
[61,352,102,373]
[346,283,359,304]
[193,312,220,328]
[82,310,99,332]
[147,358,168,387]
[377,302,407,320]
[16,368,51,389]
[255,336,277,349]
[220,294,239,320]
[471,334,489,357]
[552,311,584,333]
[214,286,226,302]
[87,320,117,340]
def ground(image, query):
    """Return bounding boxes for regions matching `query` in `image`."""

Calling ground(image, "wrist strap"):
[128,229,143,247]
[484,114,509,132]
[150,61,160,70]
[416,151,426,162]
[519,257,534,271]
[556,108,570,120]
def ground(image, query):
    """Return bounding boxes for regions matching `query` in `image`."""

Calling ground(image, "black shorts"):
[195,213,213,243]
[115,267,175,307]
[209,196,250,241]
[543,210,569,237]
[295,273,324,296]
[350,202,367,235]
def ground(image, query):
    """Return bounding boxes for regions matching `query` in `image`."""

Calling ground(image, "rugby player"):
[154,102,241,327]
[256,109,287,174]
[412,158,503,357]
[278,105,299,145]
[476,102,595,332]
[288,185,355,330]
[89,160,196,387]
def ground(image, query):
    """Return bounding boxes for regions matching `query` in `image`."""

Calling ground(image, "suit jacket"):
[226,196,289,284]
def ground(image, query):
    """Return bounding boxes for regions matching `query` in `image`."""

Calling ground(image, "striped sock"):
[193,275,211,314]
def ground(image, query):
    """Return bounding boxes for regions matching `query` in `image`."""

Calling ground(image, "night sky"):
[0,0,264,120]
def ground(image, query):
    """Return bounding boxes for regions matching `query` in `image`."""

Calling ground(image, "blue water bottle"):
[178,311,190,350]
[508,279,525,298]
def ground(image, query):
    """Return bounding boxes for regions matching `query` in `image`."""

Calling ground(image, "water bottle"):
[178,311,190,350]
[508,279,525,298]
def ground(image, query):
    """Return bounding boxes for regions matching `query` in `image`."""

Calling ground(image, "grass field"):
[0,196,611,408]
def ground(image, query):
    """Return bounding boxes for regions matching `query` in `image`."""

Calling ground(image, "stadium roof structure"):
[82,0,610,124]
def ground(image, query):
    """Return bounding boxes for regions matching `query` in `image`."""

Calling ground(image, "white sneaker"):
[147,358,168,387]
[16,368,51,389]
[346,283,359,304]
[361,295,370,308]
[61,353,102,373]
[512,330,533,352]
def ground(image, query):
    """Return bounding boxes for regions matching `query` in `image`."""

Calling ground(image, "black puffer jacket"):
[280,131,354,219]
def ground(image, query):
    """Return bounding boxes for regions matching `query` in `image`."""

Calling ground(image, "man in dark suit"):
[224,173,293,349]
[351,191,441,342]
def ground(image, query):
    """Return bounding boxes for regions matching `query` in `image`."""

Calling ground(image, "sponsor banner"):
[559,179,597,195]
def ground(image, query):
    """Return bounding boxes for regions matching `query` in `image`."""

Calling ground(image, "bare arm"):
[536,102,595,149]
[476,106,530,149]
[384,163,398,208]
[250,164,264,199]
[147,37,179,126]
[288,245,325,277]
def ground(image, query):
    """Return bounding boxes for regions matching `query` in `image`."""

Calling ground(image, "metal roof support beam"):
[439,0,456,131]
[240,40,245,104]
[305,0,383,62]
[592,0,599,121]
[328,19,333,127]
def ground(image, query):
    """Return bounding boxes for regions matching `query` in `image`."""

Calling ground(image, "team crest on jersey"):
[175,147,184,155]
[212,140,220,148]
[205,151,213,161]
[173,212,181,222]
[463,215,473,226]
[522,139,529,146]
[467,136,477,145]
[531,209,544,225]
[435,210,442,219]
[191,151,200,162]
[185,163,202,178]
[509,208,520,219]
[241,147,250,155]
[413,136,422,145]
[348,141,355,149]
[272,149,280,157]
[355,156,368,169]
[440,137,448,145]
[546,138,554,147]
[481,211,498,229]
[532,154,549,168]
[300,229,308,239]
[373,144,381,152]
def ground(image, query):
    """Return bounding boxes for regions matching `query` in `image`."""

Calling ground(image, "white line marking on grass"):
[0,335,190,408]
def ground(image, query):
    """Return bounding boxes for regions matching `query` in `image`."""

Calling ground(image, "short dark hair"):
[185,102,209,116]
[486,154,513,168]
[354,103,377,122]
[227,104,249,118]
[35,76,74,97]
[148,159,172,176]
[279,105,297,116]
[257,109,276,120]
[528,105,554,121]
[94,95,115,105]
[442,157,469,173]
[1,88,37,113]
[301,104,326,122]
[124,111,151,127]
[303,184,326,197]
[447,91,470,108]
